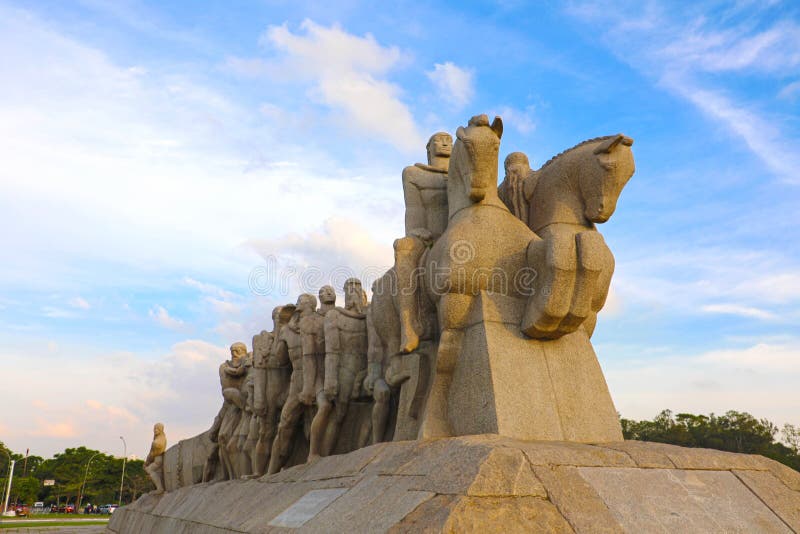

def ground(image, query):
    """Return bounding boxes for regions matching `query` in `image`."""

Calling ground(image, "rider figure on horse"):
[395,131,452,354]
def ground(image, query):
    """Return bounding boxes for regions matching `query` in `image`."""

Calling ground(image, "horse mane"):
[539,135,617,172]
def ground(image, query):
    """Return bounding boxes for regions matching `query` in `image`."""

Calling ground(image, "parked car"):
[15,504,29,517]
[65,504,75,514]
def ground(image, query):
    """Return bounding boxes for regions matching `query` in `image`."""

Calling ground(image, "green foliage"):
[0,442,153,507]
[622,410,800,471]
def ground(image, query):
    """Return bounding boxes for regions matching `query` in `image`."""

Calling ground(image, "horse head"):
[448,114,503,217]
[580,134,635,223]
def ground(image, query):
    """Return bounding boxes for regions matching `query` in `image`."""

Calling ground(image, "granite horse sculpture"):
[522,134,635,338]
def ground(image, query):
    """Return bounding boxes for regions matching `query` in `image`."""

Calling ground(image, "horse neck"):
[447,169,471,219]
[529,157,590,232]
[447,171,506,219]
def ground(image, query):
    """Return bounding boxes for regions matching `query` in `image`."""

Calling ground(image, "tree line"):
[0,442,151,508]
[621,410,800,471]
[3,409,797,506]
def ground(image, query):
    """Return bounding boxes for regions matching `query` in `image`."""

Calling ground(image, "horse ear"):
[456,126,466,140]
[491,116,503,139]
[593,134,630,154]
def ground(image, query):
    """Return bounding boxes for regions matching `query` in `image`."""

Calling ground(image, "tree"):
[782,424,800,454]
[622,410,800,472]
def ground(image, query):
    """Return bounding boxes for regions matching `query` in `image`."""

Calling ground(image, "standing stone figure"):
[144,423,167,494]
[249,328,272,477]
[395,132,452,354]
[498,151,533,222]
[251,306,294,477]
[268,294,316,474]
[236,370,257,478]
[301,286,336,460]
[216,342,249,480]
[309,278,368,460]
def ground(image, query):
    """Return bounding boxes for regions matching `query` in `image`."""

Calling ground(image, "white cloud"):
[701,303,776,320]
[427,62,475,110]
[148,305,185,330]
[605,340,800,427]
[260,19,424,152]
[664,75,800,184]
[0,338,229,457]
[206,297,241,315]
[69,297,91,310]
[246,216,394,297]
[658,20,800,74]
[613,246,800,321]
[41,306,76,319]
[565,1,800,184]
[778,80,800,100]
[496,105,535,135]
[0,7,406,297]
[183,277,238,300]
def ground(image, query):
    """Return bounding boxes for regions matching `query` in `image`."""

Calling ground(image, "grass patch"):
[0,520,108,529]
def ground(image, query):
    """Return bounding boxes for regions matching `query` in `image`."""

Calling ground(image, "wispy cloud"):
[256,19,424,153]
[494,105,535,135]
[427,62,475,110]
[701,303,777,320]
[565,0,800,184]
[148,305,186,330]
[1,338,229,456]
[69,297,91,310]
[605,339,800,427]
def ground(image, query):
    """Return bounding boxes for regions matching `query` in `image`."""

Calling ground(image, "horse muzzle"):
[584,196,616,223]
[469,187,487,202]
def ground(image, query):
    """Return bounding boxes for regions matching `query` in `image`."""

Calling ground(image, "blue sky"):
[1,0,798,458]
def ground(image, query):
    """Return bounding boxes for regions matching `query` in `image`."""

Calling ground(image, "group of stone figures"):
[151,114,637,488]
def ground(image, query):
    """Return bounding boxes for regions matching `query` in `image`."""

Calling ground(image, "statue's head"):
[318,285,336,306]
[504,152,530,180]
[277,304,295,326]
[154,422,164,435]
[296,293,317,314]
[581,134,635,223]
[453,115,503,203]
[343,278,364,312]
[426,132,453,163]
[230,342,247,361]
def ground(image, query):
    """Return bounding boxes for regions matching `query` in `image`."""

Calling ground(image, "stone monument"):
[109,114,800,534]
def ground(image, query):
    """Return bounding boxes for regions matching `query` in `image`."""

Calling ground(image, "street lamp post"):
[1,450,11,515]
[2,460,14,516]
[77,452,101,513]
[1,449,10,513]
[118,436,127,507]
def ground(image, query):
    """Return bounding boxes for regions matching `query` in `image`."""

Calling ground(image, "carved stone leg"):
[521,233,576,339]
[308,391,332,462]
[267,396,303,475]
[394,236,425,354]
[145,455,165,494]
[371,379,391,444]
[417,328,461,439]
[321,370,356,455]
[217,435,232,481]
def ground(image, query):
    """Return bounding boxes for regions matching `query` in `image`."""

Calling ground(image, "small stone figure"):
[395,132,452,354]
[144,423,167,494]
[217,342,249,480]
[268,294,316,474]
[309,278,368,460]
[498,151,532,222]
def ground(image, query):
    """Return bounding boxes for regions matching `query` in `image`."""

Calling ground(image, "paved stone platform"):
[107,435,800,533]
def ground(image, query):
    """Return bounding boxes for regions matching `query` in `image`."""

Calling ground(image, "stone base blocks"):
[108,436,800,534]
